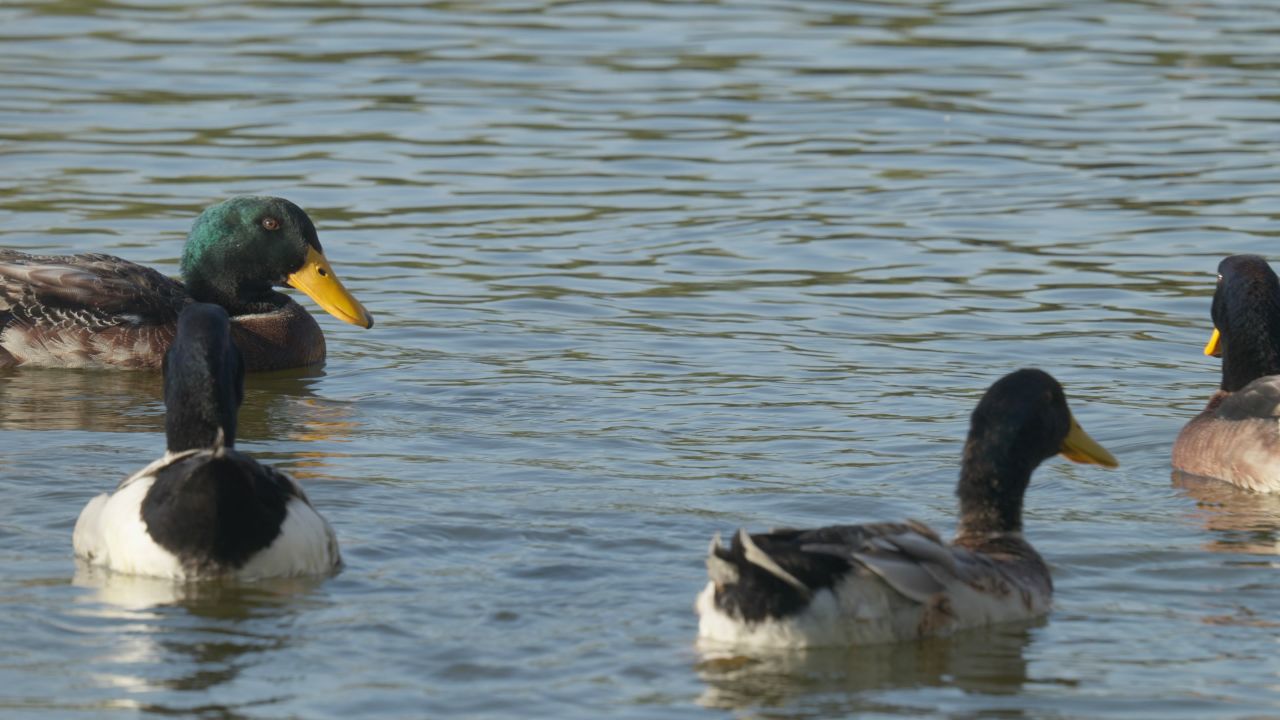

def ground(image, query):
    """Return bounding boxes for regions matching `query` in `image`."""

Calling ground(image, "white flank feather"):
[238,499,341,579]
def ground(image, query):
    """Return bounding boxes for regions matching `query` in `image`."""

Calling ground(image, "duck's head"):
[163,303,245,453]
[1205,254,1280,392]
[180,196,373,328]
[957,369,1117,536]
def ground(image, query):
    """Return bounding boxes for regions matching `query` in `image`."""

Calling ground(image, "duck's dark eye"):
[261,217,281,231]
[318,267,328,277]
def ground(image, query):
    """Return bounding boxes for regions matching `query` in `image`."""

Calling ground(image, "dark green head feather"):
[180,196,322,315]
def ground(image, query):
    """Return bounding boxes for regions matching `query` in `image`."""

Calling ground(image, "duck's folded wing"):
[1216,377,1280,420]
[706,520,970,623]
[0,250,187,327]
[797,521,961,603]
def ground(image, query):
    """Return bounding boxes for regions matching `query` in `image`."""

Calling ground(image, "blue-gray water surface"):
[3,1,1280,717]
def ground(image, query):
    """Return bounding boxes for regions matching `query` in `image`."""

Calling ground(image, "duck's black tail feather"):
[706,528,851,623]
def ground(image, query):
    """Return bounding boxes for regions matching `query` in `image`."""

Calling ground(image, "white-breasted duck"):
[73,303,341,579]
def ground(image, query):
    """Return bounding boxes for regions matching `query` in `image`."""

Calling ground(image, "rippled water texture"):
[4,1,1280,717]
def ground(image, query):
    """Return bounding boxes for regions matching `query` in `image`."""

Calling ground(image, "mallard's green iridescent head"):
[180,196,373,328]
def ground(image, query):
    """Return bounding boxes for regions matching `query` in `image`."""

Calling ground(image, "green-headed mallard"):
[1173,254,1280,491]
[696,369,1118,648]
[0,196,372,370]
[73,303,341,579]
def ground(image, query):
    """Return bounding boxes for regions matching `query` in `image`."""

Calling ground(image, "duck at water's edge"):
[73,303,341,579]
[696,369,1117,648]
[0,196,372,370]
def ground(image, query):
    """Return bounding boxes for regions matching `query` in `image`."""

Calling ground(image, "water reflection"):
[694,621,1039,714]
[71,564,329,710]
[0,367,162,433]
[1173,470,1280,556]
[73,563,328,613]
[0,366,354,445]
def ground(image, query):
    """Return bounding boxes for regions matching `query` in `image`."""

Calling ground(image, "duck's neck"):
[954,441,1032,539]
[1221,303,1280,392]
[183,269,284,317]
[165,354,238,454]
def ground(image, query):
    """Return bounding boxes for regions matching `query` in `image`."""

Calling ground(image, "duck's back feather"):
[0,250,185,315]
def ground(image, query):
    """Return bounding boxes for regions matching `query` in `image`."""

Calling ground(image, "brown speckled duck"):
[0,196,372,370]
[1173,254,1280,492]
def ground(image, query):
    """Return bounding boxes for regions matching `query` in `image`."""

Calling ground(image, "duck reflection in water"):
[695,620,1041,713]
[0,364,356,447]
[1173,470,1280,556]
[71,564,328,704]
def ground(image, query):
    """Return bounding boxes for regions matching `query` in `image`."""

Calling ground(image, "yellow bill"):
[286,246,374,328]
[1204,327,1221,357]
[1059,415,1118,468]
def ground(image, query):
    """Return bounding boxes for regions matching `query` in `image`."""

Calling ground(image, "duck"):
[695,368,1118,648]
[0,196,372,371]
[72,303,341,579]
[1173,254,1280,492]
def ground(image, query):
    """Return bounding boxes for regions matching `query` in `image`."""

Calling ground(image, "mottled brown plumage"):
[0,249,324,370]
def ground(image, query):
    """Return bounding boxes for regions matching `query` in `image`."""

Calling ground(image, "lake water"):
[3,0,1280,717]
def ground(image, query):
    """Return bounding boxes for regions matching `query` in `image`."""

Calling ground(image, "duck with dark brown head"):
[697,369,1117,648]
[1174,254,1280,492]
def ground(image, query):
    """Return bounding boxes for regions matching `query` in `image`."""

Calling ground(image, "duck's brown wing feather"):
[0,250,189,322]
[0,250,190,368]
